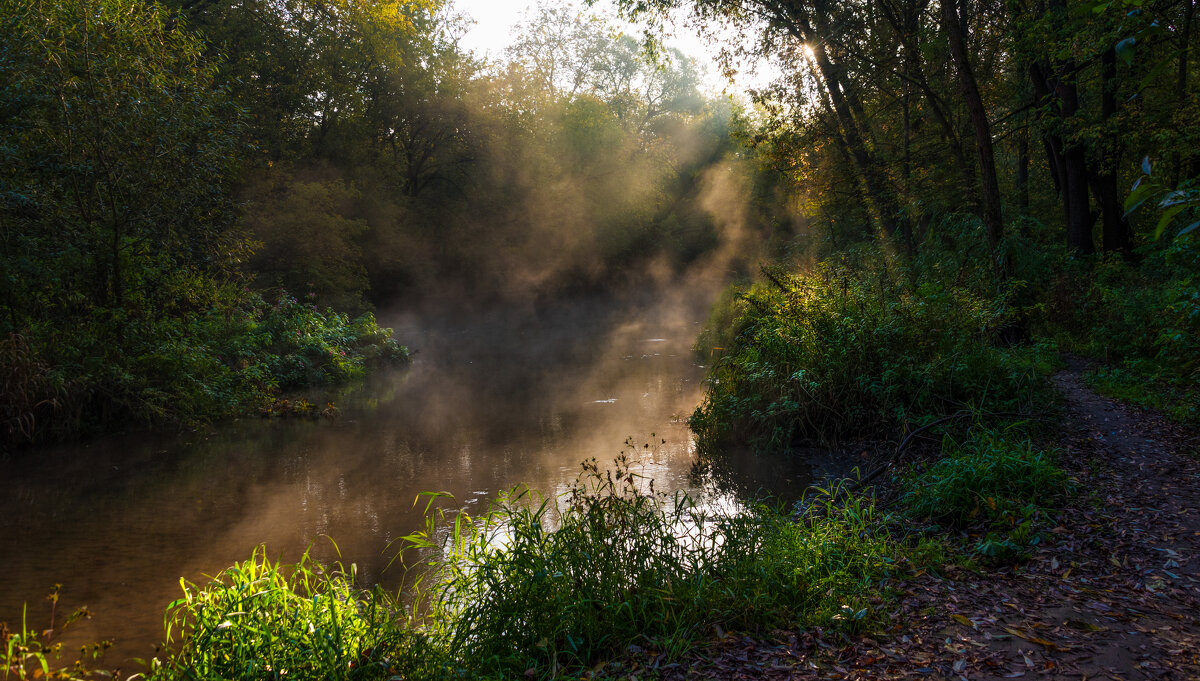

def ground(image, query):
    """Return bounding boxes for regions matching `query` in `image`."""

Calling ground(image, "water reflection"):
[0,287,816,669]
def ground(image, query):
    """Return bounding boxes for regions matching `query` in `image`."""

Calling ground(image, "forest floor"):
[657,358,1200,680]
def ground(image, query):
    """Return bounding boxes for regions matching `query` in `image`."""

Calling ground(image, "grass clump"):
[691,255,1050,452]
[153,544,432,681]
[2,587,107,681]
[901,427,1073,560]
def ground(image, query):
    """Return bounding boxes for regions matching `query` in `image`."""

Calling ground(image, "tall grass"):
[126,421,1076,680]
[2,588,104,681]
[392,454,903,678]
[154,543,431,681]
[902,428,1072,528]
[900,426,1073,560]
[151,456,907,680]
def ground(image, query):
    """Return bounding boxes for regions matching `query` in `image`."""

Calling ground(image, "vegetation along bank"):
[2,0,1199,674]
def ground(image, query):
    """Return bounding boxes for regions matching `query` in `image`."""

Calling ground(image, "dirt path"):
[661,359,1200,680]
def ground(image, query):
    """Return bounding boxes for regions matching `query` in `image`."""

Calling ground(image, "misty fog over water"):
[0,282,818,668]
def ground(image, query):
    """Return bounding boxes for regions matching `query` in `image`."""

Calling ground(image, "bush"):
[1037,239,1200,422]
[0,287,408,451]
[690,255,1051,452]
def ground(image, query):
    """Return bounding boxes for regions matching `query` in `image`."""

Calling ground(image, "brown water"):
[0,287,821,671]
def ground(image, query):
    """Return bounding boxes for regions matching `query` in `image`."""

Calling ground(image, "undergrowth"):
[0,289,408,452]
[135,453,915,681]
[399,454,899,678]
[900,426,1073,560]
[1,587,107,681]
[690,254,1052,452]
[152,544,432,681]
[4,422,1075,681]
[1039,238,1200,423]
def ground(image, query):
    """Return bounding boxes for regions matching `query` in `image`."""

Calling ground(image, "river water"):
[0,285,823,671]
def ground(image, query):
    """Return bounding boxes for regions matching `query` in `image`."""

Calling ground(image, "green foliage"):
[2,588,107,680]
[0,0,412,450]
[83,433,1082,680]
[692,281,750,359]
[0,0,247,319]
[243,170,371,312]
[901,429,1072,529]
[0,334,76,448]
[1086,367,1199,423]
[393,454,900,678]
[900,427,1072,562]
[0,289,407,450]
[1040,240,1200,422]
[155,544,432,681]
[143,453,911,680]
[253,292,409,391]
[690,254,1051,451]
[1125,168,1200,240]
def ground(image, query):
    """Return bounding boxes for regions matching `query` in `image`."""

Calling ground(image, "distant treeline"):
[0,0,794,448]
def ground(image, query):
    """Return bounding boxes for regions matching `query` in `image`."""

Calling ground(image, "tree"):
[1,0,246,324]
[941,0,1005,275]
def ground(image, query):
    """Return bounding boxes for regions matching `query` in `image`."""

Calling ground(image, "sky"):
[447,0,775,95]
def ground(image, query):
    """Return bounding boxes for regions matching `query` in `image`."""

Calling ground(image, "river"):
[0,284,824,671]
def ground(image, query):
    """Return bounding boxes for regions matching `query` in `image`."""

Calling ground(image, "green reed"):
[152,543,432,681]
[396,453,901,678]
[149,453,910,680]
[2,587,105,681]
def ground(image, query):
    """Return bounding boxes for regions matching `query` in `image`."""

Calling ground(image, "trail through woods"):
[653,358,1200,680]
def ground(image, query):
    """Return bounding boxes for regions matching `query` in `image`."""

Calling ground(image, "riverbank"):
[0,296,724,675]
[4,360,1197,680]
[5,281,1198,679]
[655,358,1200,680]
[1,292,408,453]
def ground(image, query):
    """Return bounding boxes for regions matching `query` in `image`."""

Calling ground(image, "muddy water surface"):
[0,288,819,670]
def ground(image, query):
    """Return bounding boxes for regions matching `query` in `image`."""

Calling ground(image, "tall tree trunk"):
[1091,48,1132,254]
[1171,0,1194,186]
[902,52,912,183]
[941,0,1004,274]
[1016,124,1030,213]
[808,40,905,241]
[881,0,978,211]
[111,218,123,306]
[1180,0,1194,108]
[1057,70,1096,254]
[1029,56,1094,254]
[1029,61,1067,195]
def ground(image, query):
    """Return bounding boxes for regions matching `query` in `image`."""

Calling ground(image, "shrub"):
[1036,239,1200,422]
[690,257,1050,452]
[0,287,408,451]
